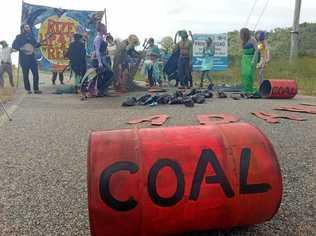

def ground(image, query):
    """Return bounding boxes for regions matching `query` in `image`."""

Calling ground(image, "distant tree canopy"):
[228,22,316,58]
[160,36,174,54]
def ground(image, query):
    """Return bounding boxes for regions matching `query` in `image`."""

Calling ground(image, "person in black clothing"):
[65,33,87,92]
[12,24,42,94]
[51,71,64,85]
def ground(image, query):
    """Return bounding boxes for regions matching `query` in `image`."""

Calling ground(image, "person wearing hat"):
[0,40,15,88]
[12,24,43,94]
[65,33,87,92]
[174,30,193,89]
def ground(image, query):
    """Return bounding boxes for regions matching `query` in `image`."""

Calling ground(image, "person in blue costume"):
[200,37,215,88]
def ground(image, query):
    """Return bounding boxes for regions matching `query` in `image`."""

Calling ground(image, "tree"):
[160,36,174,54]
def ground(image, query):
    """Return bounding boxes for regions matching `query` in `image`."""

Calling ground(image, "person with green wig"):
[240,28,258,94]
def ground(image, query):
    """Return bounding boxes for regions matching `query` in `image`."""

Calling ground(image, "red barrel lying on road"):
[259,79,297,99]
[88,123,283,236]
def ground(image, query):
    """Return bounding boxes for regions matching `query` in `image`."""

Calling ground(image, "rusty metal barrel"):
[259,80,297,99]
[88,123,283,236]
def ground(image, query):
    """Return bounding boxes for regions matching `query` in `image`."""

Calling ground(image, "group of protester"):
[0,23,270,98]
[0,22,141,98]
[142,30,214,90]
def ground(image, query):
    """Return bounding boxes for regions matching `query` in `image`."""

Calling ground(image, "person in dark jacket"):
[12,24,42,94]
[93,22,113,96]
[65,33,87,91]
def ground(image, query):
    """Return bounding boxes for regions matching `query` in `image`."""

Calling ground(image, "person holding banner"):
[174,30,193,89]
[200,37,215,88]
[12,24,42,94]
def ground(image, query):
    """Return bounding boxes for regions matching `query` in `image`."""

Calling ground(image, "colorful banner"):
[192,33,228,72]
[22,2,104,71]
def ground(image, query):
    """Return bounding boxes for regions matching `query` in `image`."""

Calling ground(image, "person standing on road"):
[174,30,193,89]
[12,24,42,94]
[255,31,271,85]
[93,22,113,96]
[65,33,87,92]
[240,28,257,94]
[200,37,215,88]
[0,40,15,88]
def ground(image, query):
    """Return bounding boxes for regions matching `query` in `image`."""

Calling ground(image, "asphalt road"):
[0,83,315,236]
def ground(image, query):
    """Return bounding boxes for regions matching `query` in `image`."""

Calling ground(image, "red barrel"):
[259,80,297,99]
[88,123,282,236]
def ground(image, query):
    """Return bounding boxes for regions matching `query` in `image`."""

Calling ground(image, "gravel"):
[0,85,315,236]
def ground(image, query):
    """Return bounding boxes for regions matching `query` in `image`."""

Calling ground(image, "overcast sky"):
[0,0,315,48]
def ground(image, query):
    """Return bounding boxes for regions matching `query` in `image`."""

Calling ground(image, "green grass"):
[209,56,316,95]
[135,56,316,96]
[264,57,316,95]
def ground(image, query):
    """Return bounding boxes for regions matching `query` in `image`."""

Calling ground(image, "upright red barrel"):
[88,123,282,236]
[259,79,297,99]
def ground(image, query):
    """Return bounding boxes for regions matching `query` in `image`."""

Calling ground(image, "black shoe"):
[174,91,184,97]
[27,90,32,94]
[34,90,42,94]
[52,80,56,85]
[183,97,194,107]
[169,96,184,105]
[217,91,227,98]
[192,94,206,104]
[60,81,64,85]
[184,89,197,97]
[202,90,213,98]
[122,97,137,106]
[157,94,172,104]
[137,94,152,105]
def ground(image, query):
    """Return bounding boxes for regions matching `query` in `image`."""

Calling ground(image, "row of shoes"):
[231,92,262,100]
[122,89,215,107]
